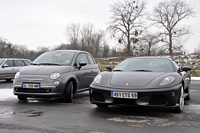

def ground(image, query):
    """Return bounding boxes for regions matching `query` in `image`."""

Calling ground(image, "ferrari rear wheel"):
[96,104,108,108]
[64,81,73,103]
[174,86,184,113]
[18,95,27,101]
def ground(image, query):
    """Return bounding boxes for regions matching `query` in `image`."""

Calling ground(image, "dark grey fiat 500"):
[13,50,100,102]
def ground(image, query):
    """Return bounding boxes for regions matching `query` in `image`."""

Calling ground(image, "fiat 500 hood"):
[19,65,71,75]
[110,72,165,87]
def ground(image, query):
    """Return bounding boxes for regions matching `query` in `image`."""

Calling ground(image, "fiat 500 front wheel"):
[64,81,74,103]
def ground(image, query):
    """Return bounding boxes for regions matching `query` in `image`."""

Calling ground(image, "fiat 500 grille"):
[15,88,52,93]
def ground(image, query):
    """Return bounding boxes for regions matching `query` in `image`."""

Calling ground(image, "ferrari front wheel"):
[185,83,191,100]
[96,104,108,108]
[174,86,184,113]
[64,81,74,103]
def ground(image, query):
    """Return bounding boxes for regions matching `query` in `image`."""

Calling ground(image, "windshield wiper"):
[31,63,39,65]
[113,69,123,72]
[132,69,152,72]
[38,63,61,66]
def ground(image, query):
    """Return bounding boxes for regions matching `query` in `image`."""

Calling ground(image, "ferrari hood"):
[110,72,165,87]
[19,65,71,75]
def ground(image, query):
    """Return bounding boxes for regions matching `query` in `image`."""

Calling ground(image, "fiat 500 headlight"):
[14,72,20,79]
[94,75,102,84]
[50,72,60,80]
[159,76,175,85]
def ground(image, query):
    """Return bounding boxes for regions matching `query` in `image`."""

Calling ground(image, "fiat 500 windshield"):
[33,51,75,66]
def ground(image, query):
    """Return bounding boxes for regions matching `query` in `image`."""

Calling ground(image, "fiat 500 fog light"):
[50,73,60,80]
[53,81,60,85]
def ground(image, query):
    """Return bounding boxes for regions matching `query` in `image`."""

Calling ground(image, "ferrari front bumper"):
[89,84,182,108]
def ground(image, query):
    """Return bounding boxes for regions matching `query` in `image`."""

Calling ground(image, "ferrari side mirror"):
[106,66,112,72]
[182,66,192,72]
[177,67,182,73]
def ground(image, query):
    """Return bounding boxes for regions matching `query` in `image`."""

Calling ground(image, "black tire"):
[174,86,184,113]
[5,79,12,82]
[185,83,191,101]
[64,81,73,103]
[96,104,108,108]
[18,95,27,101]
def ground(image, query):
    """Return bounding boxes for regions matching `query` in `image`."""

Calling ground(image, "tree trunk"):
[169,32,173,59]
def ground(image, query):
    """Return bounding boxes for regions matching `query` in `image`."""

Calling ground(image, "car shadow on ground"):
[92,105,172,116]
[89,100,192,118]
[16,91,90,105]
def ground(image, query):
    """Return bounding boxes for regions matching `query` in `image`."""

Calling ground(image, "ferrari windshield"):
[113,58,175,72]
[33,51,75,66]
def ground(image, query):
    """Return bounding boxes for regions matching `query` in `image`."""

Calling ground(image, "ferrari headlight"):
[50,72,60,80]
[94,75,102,84]
[14,72,20,79]
[159,76,175,86]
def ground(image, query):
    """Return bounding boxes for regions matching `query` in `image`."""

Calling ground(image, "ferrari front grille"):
[149,95,168,105]
[114,98,136,105]
[91,92,105,102]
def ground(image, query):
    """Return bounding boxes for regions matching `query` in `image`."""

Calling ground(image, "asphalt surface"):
[0,80,200,133]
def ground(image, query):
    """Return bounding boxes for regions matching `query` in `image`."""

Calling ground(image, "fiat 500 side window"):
[87,54,95,64]
[76,53,89,65]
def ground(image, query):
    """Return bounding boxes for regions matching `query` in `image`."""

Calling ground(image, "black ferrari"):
[89,57,192,113]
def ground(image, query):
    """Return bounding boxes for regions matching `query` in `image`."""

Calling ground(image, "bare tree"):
[149,0,195,58]
[103,44,110,57]
[0,37,7,57]
[64,23,106,57]
[36,46,49,57]
[107,0,146,56]
[194,43,200,54]
[7,43,16,57]
[65,23,81,50]
[141,32,160,56]
[91,30,106,57]
[80,23,94,53]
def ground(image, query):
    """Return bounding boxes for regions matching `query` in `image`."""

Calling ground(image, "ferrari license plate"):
[111,91,138,99]
[22,83,40,89]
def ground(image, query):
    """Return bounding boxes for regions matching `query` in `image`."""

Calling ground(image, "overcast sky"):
[0,0,200,53]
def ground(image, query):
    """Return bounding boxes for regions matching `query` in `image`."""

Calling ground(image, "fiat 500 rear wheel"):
[64,81,73,103]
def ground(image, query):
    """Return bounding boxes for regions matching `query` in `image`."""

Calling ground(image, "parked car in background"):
[89,57,192,113]
[0,58,31,81]
[13,50,100,102]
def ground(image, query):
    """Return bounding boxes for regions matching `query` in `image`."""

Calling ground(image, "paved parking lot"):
[0,80,200,133]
